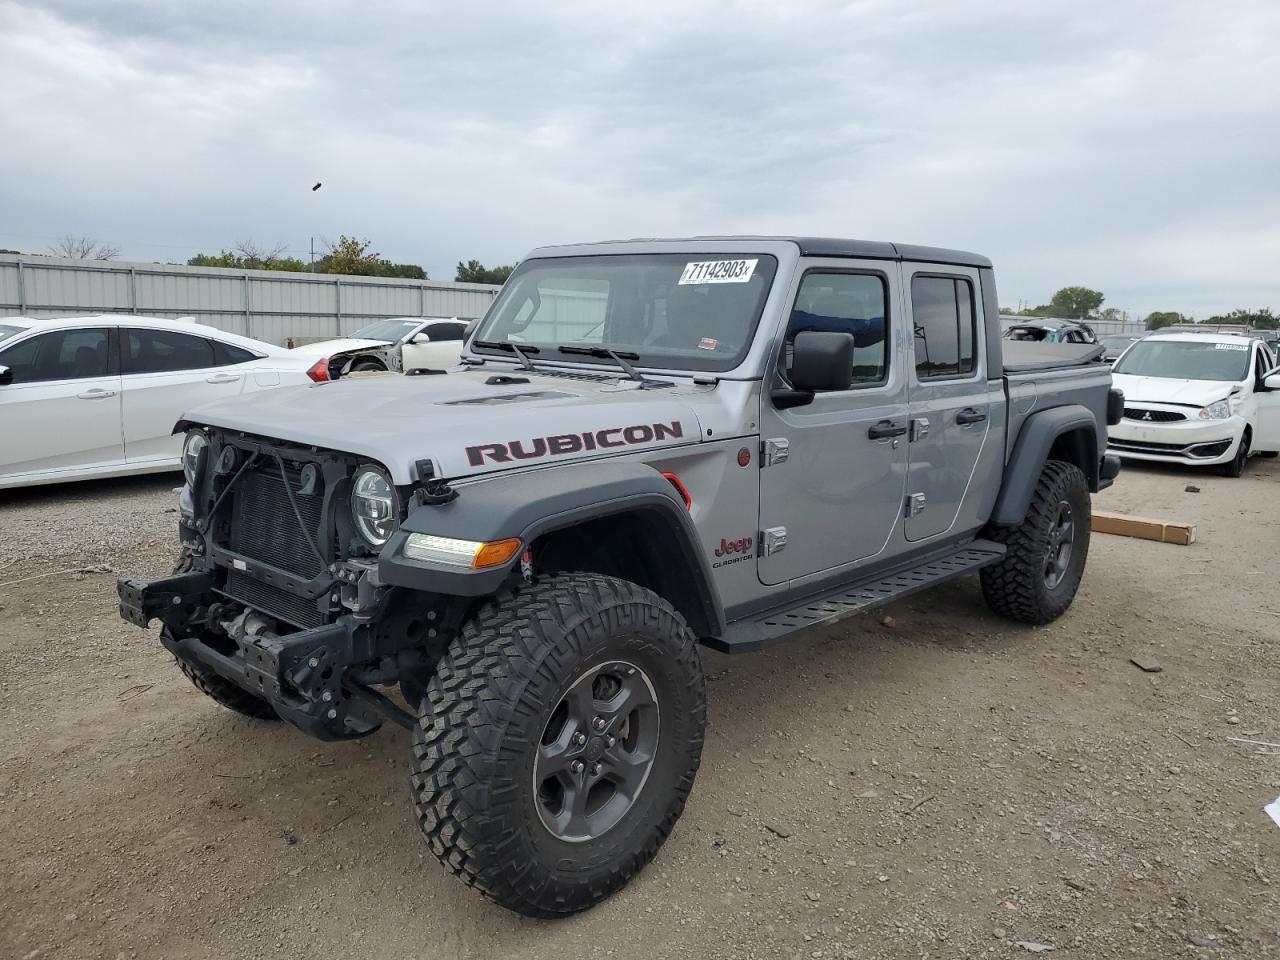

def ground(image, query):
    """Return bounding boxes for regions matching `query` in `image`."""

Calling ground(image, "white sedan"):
[292,317,468,377]
[0,315,324,489]
[1108,332,1280,477]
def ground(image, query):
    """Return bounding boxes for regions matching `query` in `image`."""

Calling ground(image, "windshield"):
[0,323,29,345]
[350,318,421,342]
[471,253,779,372]
[1112,340,1251,382]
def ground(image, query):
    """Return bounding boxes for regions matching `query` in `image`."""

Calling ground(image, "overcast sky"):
[2,0,1278,319]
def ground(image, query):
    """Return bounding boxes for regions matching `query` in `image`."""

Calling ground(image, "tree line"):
[1007,285,1278,331]
[8,233,515,285]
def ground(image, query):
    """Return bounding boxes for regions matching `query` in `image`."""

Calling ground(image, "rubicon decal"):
[466,421,684,466]
[712,535,754,569]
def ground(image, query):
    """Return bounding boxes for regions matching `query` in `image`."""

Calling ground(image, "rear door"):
[757,262,909,585]
[902,265,1001,541]
[121,327,247,463]
[0,326,124,479]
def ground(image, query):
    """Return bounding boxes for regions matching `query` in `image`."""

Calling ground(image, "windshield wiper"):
[474,340,540,370]
[557,345,644,382]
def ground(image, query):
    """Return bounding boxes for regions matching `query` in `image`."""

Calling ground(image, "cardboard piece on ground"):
[1091,509,1197,546]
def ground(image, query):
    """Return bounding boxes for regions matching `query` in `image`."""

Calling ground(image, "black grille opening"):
[228,462,326,579]
[1123,408,1186,423]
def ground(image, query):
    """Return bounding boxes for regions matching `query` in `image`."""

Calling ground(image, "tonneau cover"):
[1002,341,1106,373]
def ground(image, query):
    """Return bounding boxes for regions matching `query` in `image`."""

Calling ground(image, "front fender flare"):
[378,461,724,635]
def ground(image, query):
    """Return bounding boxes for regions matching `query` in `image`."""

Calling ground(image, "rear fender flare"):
[992,405,1098,526]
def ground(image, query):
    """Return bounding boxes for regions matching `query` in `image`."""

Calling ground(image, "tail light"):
[306,357,331,383]
[661,471,692,510]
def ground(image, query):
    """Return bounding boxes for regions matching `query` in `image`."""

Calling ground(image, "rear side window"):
[0,328,113,383]
[125,329,216,374]
[425,322,465,342]
[783,272,888,387]
[213,340,260,366]
[911,276,977,379]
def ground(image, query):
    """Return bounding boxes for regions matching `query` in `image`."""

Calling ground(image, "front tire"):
[1222,430,1250,477]
[410,573,706,917]
[981,460,1091,625]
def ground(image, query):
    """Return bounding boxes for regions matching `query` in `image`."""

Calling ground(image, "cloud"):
[1,0,1277,317]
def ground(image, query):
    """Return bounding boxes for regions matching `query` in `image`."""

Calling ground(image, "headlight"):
[402,533,523,569]
[182,431,208,485]
[1198,400,1231,420]
[351,466,399,548]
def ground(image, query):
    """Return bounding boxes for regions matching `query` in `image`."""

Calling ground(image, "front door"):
[1255,348,1280,452]
[757,263,909,585]
[901,267,997,541]
[0,326,124,480]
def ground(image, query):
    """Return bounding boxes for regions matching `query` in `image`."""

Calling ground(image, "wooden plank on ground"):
[1091,509,1196,545]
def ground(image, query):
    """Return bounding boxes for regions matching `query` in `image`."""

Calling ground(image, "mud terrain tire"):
[410,573,706,917]
[981,460,1091,625]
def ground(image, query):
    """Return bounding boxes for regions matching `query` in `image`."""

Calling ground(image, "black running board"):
[707,539,1006,653]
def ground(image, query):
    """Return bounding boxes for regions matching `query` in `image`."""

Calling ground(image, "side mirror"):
[791,332,854,391]
[773,332,855,409]
[0,364,11,386]
[1265,371,1280,391]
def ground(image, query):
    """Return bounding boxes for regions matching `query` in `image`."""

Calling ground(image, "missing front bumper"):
[117,573,388,740]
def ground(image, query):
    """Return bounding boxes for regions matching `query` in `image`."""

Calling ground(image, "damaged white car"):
[292,317,467,378]
[1108,332,1280,477]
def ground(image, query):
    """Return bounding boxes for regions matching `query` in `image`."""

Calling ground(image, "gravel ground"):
[2,461,1279,959]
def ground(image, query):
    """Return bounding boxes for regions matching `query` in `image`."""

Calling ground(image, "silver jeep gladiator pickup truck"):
[118,237,1122,917]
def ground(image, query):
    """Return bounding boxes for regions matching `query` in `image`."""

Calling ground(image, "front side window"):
[0,328,112,383]
[472,253,779,372]
[1112,340,1251,382]
[425,321,465,342]
[782,272,888,387]
[125,329,215,374]
[911,276,977,379]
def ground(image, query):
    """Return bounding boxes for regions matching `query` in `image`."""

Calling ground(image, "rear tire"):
[410,573,706,917]
[350,360,384,372]
[981,460,1091,625]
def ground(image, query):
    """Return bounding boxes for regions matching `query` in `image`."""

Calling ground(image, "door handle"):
[956,408,987,425]
[76,388,117,399]
[206,373,241,384]
[867,419,908,440]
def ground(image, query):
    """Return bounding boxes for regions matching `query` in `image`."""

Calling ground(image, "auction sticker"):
[1214,343,1248,350]
[679,259,758,285]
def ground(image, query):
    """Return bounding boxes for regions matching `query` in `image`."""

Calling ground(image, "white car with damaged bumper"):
[1108,332,1280,477]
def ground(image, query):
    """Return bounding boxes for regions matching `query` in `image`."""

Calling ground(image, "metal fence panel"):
[0,254,501,346]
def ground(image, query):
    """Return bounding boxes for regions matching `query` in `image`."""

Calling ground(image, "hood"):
[182,367,707,484]
[290,337,390,357]
[1111,373,1237,408]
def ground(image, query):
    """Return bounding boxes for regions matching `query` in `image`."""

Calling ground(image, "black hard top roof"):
[790,238,991,268]
[530,237,992,269]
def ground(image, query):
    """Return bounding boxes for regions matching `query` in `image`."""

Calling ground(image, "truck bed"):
[1001,340,1106,373]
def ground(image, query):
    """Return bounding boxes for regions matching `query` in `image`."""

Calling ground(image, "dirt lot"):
[2,460,1279,959]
